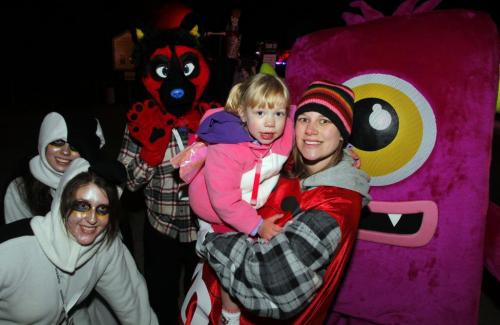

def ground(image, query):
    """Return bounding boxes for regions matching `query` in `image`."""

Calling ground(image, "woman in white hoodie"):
[2,111,124,324]
[0,158,158,324]
[4,111,105,224]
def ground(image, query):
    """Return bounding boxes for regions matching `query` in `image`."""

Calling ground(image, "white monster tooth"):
[388,213,402,227]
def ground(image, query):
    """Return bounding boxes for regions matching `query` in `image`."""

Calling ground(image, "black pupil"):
[350,98,399,151]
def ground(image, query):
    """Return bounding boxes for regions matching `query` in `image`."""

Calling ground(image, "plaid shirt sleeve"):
[117,127,156,191]
[199,210,341,319]
[117,126,198,242]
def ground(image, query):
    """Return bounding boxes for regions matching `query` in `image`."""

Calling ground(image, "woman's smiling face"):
[65,183,109,246]
[45,140,80,173]
[295,111,343,175]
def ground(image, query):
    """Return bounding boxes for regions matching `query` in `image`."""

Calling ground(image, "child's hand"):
[258,214,283,241]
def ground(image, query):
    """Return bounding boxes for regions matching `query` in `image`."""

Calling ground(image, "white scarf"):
[31,158,106,273]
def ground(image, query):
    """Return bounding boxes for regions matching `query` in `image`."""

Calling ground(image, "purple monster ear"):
[342,1,384,25]
[342,0,442,25]
[394,0,442,15]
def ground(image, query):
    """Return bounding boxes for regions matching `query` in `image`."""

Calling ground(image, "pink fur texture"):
[286,9,499,324]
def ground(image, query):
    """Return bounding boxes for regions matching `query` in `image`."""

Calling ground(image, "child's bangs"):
[246,88,289,110]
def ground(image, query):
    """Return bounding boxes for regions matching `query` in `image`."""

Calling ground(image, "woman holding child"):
[181,80,370,325]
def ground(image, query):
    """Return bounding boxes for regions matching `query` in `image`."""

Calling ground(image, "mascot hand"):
[127,100,172,166]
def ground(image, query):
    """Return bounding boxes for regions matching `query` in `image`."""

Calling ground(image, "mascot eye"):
[183,62,195,76]
[155,65,168,79]
[180,53,200,79]
[345,73,436,186]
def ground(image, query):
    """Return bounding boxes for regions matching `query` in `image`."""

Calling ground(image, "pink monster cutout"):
[286,0,498,323]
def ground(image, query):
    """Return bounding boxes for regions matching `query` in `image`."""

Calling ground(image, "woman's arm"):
[198,209,341,319]
[4,178,33,224]
[95,240,158,325]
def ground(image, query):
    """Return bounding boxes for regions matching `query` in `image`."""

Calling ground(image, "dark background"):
[0,0,498,108]
[0,0,497,210]
[0,0,498,211]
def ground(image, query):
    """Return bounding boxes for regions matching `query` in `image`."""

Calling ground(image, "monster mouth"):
[358,200,438,247]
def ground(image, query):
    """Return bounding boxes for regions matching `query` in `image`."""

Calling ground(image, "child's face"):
[241,105,287,145]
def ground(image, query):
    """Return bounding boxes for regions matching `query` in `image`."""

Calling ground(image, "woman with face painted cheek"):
[0,158,158,325]
[65,183,111,246]
[3,111,104,224]
[1,111,124,324]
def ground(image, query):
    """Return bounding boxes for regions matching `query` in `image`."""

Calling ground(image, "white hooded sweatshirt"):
[0,158,158,324]
[4,111,105,223]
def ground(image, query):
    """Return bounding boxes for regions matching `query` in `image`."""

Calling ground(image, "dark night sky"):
[0,0,497,107]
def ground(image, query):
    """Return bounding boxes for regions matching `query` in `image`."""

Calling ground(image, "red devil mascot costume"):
[117,4,218,324]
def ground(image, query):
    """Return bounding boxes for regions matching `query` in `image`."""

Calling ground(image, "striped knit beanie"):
[295,80,355,147]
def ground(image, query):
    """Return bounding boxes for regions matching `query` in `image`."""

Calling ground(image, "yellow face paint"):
[71,200,110,220]
[66,183,110,246]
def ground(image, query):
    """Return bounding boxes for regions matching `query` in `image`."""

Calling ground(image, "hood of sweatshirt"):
[29,112,105,190]
[301,153,372,207]
[197,109,254,144]
[30,158,106,273]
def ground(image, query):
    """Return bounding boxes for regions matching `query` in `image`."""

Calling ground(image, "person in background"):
[203,7,243,103]
[0,158,157,325]
[233,57,257,84]
[4,111,104,224]
[222,8,242,100]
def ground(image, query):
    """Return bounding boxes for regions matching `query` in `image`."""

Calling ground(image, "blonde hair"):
[225,73,290,116]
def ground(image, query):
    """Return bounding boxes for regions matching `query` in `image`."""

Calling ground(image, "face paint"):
[66,183,110,246]
[71,201,110,219]
[45,139,80,173]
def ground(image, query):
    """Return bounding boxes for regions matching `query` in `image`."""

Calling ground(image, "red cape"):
[182,177,362,324]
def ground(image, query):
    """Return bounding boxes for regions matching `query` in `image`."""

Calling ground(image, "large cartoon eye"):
[148,53,170,81]
[345,73,436,186]
[180,53,200,79]
[183,62,195,76]
[155,65,168,79]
